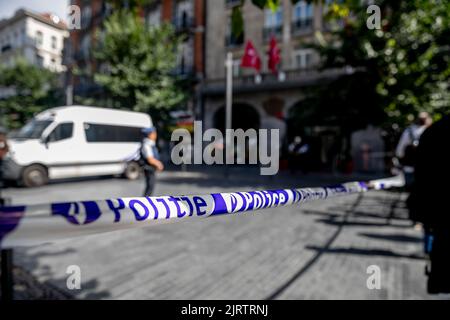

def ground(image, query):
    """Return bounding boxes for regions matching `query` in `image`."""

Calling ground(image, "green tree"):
[0,58,62,129]
[317,0,449,127]
[93,10,186,114]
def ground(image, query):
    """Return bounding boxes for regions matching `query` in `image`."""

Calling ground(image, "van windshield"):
[14,120,53,139]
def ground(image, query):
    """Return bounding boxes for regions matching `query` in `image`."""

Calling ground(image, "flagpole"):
[225,52,233,177]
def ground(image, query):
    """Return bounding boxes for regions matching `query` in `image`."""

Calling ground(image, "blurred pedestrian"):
[408,115,450,293]
[288,136,310,174]
[0,128,8,160]
[395,112,432,187]
[0,127,9,199]
[288,136,301,173]
[140,127,164,196]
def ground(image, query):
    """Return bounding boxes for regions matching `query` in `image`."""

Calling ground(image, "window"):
[36,54,44,67]
[84,123,143,143]
[147,7,161,27]
[50,57,57,70]
[174,0,192,30]
[13,32,18,47]
[293,49,314,69]
[47,123,74,142]
[292,1,313,33]
[15,120,53,139]
[102,1,113,17]
[51,36,57,49]
[81,6,92,29]
[176,39,194,74]
[264,8,283,39]
[1,45,11,53]
[265,8,283,28]
[225,14,244,47]
[36,31,43,46]
[81,34,91,59]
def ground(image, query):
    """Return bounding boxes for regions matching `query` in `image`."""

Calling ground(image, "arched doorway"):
[213,103,260,164]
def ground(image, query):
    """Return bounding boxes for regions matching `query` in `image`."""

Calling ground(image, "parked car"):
[4,106,152,187]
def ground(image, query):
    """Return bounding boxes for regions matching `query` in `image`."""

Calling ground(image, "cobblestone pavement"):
[2,168,447,299]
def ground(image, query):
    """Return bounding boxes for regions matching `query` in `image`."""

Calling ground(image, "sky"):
[0,0,69,20]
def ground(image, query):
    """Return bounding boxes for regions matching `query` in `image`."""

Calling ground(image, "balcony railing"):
[202,67,351,95]
[225,34,244,47]
[225,0,242,7]
[291,18,313,34]
[263,25,283,40]
[172,65,195,78]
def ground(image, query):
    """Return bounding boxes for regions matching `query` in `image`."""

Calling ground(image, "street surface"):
[2,167,444,299]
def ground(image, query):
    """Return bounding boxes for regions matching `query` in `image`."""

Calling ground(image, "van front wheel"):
[124,161,141,180]
[22,164,48,188]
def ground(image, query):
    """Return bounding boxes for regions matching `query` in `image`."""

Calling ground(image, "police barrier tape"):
[0,175,404,248]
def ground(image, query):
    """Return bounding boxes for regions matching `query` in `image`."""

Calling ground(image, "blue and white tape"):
[0,175,404,248]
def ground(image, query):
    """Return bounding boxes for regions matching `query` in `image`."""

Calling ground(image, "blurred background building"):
[201,0,348,170]
[0,8,68,106]
[66,0,205,110]
[0,8,68,71]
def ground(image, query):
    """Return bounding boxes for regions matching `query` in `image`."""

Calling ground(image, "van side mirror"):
[40,135,49,148]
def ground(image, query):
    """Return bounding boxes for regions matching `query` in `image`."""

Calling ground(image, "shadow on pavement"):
[264,194,364,300]
[315,217,411,228]
[11,248,111,300]
[358,232,423,243]
[305,245,424,260]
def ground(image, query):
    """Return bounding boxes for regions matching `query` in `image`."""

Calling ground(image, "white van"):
[4,106,152,187]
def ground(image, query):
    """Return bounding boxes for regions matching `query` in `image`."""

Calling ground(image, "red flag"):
[241,41,261,72]
[268,36,281,74]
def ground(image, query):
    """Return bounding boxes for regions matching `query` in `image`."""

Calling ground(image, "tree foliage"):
[234,0,449,128]
[314,0,450,127]
[0,58,62,129]
[93,10,186,114]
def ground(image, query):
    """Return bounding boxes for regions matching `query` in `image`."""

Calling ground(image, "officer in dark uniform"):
[140,127,164,196]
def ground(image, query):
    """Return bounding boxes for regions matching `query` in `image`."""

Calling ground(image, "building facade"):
[65,0,112,97]
[0,8,68,72]
[200,0,350,169]
[67,0,205,107]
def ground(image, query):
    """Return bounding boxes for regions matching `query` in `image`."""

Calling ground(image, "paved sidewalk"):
[2,170,445,299]
[0,265,72,300]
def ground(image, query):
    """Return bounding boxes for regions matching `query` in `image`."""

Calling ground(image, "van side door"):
[44,122,79,179]
[81,123,141,177]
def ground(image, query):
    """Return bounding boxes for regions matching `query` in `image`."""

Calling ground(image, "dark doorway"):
[287,101,345,172]
[213,103,260,132]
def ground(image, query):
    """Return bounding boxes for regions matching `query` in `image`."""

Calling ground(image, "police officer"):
[140,127,164,196]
